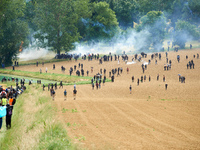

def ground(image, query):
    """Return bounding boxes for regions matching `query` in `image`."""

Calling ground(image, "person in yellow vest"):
[1,96,8,106]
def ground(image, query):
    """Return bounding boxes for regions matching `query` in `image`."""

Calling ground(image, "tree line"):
[0,0,200,65]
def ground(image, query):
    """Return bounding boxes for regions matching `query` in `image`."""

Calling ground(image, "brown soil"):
[9,49,200,149]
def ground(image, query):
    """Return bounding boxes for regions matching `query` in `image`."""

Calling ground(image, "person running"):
[64,89,67,100]
[73,88,77,100]
[129,85,132,94]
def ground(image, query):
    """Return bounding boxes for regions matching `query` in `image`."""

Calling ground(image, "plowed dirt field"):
[9,49,200,149]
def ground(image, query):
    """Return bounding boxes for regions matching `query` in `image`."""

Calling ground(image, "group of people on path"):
[0,78,26,131]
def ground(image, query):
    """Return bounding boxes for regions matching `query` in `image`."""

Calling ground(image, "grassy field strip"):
[0,84,78,150]
[17,58,70,66]
[0,69,92,84]
[0,69,111,86]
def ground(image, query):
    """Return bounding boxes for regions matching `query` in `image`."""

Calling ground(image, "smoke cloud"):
[71,29,151,55]
[18,47,55,61]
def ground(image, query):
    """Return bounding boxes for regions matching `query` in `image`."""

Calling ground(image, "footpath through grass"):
[0,84,78,150]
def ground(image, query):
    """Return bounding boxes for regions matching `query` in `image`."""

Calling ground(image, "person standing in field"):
[59,81,63,89]
[0,103,3,131]
[64,89,67,100]
[129,85,132,94]
[127,67,129,74]
[52,89,55,100]
[73,88,77,100]
[132,76,134,82]
[6,104,12,129]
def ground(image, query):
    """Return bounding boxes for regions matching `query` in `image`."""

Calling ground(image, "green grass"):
[0,84,78,150]
[38,124,77,150]
[0,69,92,85]
[17,58,69,66]
[0,86,26,149]
[0,69,111,86]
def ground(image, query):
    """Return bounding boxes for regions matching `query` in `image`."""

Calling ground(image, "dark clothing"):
[0,117,2,130]
[6,105,12,129]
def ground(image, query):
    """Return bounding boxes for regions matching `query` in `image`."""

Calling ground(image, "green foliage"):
[173,20,200,48]
[0,0,29,66]
[34,0,81,54]
[135,11,167,50]
[113,0,138,29]
[87,1,118,40]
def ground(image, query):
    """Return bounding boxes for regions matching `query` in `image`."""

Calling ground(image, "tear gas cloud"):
[18,38,55,61]
[18,47,55,61]
[71,29,152,55]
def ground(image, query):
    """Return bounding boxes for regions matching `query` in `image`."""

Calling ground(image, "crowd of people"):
[37,47,199,98]
[0,78,26,131]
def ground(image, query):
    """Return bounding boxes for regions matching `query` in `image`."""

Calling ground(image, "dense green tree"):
[135,11,167,50]
[137,0,174,16]
[181,0,200,25]
[173,20,200,48]
[86,2,119,41]
[34,0,86,54]
[113,0,138,29]
[0,0,29,66]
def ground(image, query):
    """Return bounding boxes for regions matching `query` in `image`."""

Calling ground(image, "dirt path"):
[11,49,200,149]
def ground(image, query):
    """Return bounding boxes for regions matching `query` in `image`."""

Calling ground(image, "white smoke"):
[18,47,54,61]
[72,29,151,55]
[18,36,55,61]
